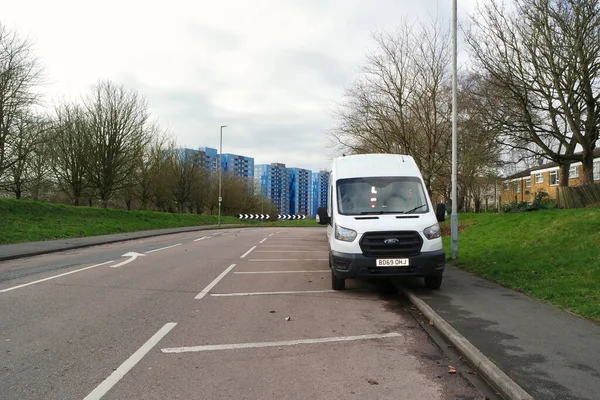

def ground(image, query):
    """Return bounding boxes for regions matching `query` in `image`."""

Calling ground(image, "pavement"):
[0,224,244,262]
[0,227,491,400]
[398,267,600,400]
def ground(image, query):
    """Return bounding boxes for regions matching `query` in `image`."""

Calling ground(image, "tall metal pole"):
[218,125,227,227]
[451,0,459,259]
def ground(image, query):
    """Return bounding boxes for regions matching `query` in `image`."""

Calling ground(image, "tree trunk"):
[559,164,570,187]
[581,151,595,185]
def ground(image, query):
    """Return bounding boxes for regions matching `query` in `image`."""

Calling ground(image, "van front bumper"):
[329,249,445,279]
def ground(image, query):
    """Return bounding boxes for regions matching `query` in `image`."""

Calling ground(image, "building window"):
[594,161,600,181]
[504,182,509,191]
[569,165,579,178]
[550,170,559,186]
[513,182,520,193]
[525,178,531,188]
[534,173,543,183]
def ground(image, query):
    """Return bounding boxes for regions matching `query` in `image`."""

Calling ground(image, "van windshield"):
[336,177,429,215]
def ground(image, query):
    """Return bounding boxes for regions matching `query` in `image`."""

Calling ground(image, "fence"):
[557,183,600,209]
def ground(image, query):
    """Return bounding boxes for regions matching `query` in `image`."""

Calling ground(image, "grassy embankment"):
[440,209,600,322]
[0,198,318,245]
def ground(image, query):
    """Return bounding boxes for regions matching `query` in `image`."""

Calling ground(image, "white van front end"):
[317,154,447,290]
[327,213,445,280]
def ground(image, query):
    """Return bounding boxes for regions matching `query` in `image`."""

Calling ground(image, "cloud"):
[3,0,480,172]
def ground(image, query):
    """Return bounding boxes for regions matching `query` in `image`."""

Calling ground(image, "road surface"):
[0,227,492,399]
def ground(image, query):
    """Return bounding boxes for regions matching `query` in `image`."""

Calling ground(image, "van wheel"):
[424,275,443,290]
[331,271,346,290]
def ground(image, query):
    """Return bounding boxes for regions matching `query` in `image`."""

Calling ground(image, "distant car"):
[316,153,446,290]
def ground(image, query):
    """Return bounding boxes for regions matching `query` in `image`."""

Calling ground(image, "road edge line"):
[398,285,534,400]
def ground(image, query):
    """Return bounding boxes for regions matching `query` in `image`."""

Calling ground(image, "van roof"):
[332,154,422,180]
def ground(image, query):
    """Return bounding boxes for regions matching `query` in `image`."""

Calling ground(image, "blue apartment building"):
[254,163,290,214]
[221,153,254,180]
[288,168,312,215]
[311,171,330,216]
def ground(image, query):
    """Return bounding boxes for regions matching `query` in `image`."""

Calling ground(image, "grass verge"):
[0,198,239,244]
[440,209,600,322]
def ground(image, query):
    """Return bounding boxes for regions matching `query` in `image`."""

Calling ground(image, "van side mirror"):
[316,206,330,225]
[436,203,446,222]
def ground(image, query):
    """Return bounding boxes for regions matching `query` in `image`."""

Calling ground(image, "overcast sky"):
[4,0,477,172]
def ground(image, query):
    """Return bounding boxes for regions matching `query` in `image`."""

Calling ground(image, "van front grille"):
[359,231,423,257]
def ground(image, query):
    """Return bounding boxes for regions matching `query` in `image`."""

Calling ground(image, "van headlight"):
[423,223,441,240]
[335,224,357,242]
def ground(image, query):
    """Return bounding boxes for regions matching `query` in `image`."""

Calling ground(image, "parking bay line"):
[195,264,237,299]
[255,250,316,253]
[249,259,328,262]
[144,243,182,254]
[240,246,257,258]
[83,322,177,400]
[233,270,330,274]
[0,261,115,293]
[161,332,402,354]
[211,290,336,297]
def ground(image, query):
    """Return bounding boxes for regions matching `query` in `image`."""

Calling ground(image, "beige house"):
[501,149,600,204]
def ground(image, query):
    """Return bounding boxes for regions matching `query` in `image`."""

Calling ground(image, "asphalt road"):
[1,227,492,400]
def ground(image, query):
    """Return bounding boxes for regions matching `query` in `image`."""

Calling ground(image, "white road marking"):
[259,238,268,244]
[144,243,182,254]
[240,246,257,258]
[161,332,401,354]
[259,245,314,248]
[211,290,336,297]
[233,270,330,274]
[83,322,177,400]
[0,261,115,293]
[249,259,328,262]
[256,250,314,253]
[110,252,146,268]
[194,236,209,242]
[195,264,237,299]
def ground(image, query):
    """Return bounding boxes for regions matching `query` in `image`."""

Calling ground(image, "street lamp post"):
[451,0,459,259]
[218,125,227,227]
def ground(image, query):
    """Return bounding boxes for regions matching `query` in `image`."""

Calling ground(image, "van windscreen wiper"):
[359,211,398,215]
[405,204,427,214]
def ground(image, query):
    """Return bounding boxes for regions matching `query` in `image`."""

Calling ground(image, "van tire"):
[424,275,443,290]
[331,271,346,290]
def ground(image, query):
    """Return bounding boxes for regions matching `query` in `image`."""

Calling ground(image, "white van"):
[316,154,446,290]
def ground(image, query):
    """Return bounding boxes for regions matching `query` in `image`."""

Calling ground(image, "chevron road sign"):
[238,214,271,220]
[276,214,307,221]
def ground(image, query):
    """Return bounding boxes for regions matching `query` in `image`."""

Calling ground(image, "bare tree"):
[135,128,170,210]
[49,103,91,206]
[328,17,452,194]
[466,0,600,185]
[0,23,43,183]
[170,148,202,213]
[84,80,151,207]
[2,113,50,198]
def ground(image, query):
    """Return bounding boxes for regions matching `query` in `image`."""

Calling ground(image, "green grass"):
[0,198,242,244]
[0,198,322,245]
[441,209,600,322]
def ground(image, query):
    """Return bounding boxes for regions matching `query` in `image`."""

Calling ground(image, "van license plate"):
[376,258,410,267]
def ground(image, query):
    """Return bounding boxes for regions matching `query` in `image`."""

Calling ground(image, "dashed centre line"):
[144,243,182,254]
